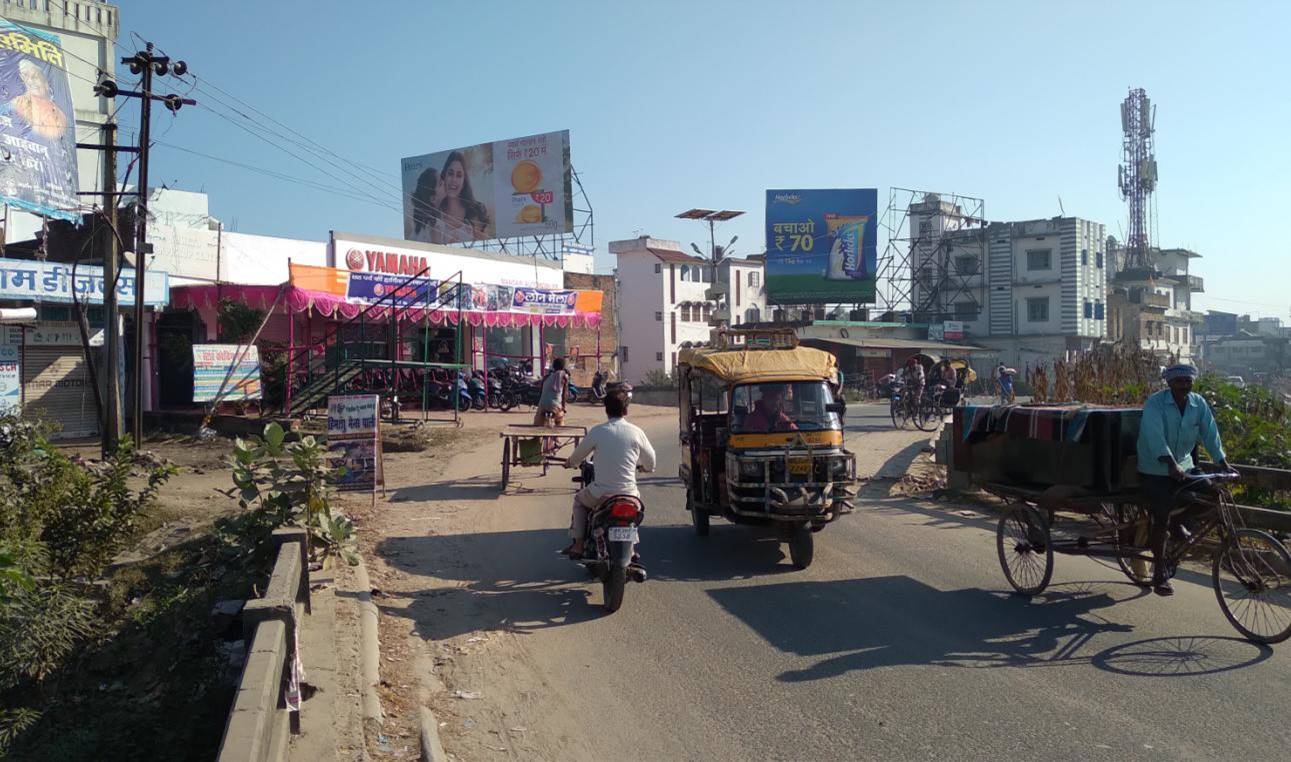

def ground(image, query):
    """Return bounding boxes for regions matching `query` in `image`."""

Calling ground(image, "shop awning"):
[170,282,604,328]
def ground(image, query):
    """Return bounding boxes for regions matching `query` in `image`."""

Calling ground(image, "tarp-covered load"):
[677,346,837,385]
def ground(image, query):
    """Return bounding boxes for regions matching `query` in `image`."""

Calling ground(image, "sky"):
[103,0,1291,318]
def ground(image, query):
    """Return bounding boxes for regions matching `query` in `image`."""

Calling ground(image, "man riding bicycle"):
[1136,363,1230,596]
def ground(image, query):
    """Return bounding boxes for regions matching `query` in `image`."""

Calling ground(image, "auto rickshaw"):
[677,330,857,569]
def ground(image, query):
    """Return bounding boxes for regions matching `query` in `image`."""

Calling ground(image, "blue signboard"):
[0,21,80,221]
[765,188,878,304]
[345,272,437,304]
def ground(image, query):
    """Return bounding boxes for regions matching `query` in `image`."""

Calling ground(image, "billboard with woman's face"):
[401,130,572,245]
[0,21,80,221]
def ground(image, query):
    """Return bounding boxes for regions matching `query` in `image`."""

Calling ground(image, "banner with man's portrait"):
[0,21,80,221]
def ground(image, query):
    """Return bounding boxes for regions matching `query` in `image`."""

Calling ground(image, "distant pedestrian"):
[996,363,1017,404]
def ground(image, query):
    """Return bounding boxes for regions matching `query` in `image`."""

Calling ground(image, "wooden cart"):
[986,473,1291,645]
[498,424,586,489]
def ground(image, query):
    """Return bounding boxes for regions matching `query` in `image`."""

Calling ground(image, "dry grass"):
[1028,343,1175,405]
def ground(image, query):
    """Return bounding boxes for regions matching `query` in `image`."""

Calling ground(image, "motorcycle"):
[585,370,608,403]
[467,371,488,410]
[570,460,648,613]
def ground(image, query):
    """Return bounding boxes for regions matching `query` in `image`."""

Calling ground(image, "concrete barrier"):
[631,386,678,407]
[217,528,311,762]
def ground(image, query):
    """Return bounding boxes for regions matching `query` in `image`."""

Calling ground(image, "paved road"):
[374,404,1290,761]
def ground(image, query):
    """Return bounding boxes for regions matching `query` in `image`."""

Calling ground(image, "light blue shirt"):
[1136,389,1226,476]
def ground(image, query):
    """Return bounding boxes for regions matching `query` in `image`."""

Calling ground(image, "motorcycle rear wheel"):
[603,566,627,613]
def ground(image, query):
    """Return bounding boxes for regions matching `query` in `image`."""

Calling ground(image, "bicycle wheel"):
[1109,502,1153,585]
[914,399,939,431]
[1212,528,1291,644]
[889,397,906,429]
[997,503,1053,595]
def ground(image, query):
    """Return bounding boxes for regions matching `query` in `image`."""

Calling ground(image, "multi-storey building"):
[611,236,713,383]
[907,195,1108,368]
[1106,245,1205,362]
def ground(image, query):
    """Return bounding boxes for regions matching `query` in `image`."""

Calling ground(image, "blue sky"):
[113,0,1289,317]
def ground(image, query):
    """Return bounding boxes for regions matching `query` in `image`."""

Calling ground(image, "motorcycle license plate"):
[788,458,812,476]
[607,526,638,543]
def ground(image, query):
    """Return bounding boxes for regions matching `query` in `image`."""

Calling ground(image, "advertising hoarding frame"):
[0,20,80,222]
[764,188,878,306]
[401,130,574,247]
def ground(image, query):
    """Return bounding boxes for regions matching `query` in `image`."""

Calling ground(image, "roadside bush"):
[641,368,679,388]
[227,422,357,564]
[0,415,176,756]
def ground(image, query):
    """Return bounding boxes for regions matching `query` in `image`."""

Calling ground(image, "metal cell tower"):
[1118,87,1157,273]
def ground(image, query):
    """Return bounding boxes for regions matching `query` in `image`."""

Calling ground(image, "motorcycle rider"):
[562,388,656,557]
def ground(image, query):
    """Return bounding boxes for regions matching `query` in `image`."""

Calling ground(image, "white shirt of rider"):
[566,417,657,498]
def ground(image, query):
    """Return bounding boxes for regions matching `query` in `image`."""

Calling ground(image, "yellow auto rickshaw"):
[677,330,857,569]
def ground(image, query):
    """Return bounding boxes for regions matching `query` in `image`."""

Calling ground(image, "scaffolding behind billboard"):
[876,188,986,323]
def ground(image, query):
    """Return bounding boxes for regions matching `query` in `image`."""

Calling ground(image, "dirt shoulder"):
[348,404,675,760]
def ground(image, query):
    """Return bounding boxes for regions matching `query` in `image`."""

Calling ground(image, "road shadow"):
[865,438,930,480]
[392,475,502,503]
[1091,635,1272,676]
[707,575,1146,681]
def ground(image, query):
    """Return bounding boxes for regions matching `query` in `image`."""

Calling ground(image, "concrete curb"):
[351,557,385,727]
[418,705,447,762]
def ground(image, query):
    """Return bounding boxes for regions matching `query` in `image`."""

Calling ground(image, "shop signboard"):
[765,189,878,305]
[345,271,437,304]
[928,323,944,342]
[0,344,19,414]
[326,394,384,497]
[511,287,578,315]
[400,130,573,245]
[943,321,965,341]
[0,21,80,221]
[192,344,262,403]
[0,257,168,306]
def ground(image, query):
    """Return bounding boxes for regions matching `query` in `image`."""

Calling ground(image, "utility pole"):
[117,44,194,443]
[101,121,122,453]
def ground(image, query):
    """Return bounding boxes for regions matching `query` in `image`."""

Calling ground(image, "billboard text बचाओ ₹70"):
[765,188,877,304]
[401,130,572,246]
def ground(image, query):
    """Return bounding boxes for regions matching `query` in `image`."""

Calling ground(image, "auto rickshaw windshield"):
[730,381,841,433]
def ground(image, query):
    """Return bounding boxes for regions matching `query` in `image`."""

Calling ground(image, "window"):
[656,352,664,362]
[1083,300,1093,319]
[1096,252,1104,269]
[748,272,760,287]
[654,263,661,274]
[954,255,978,275]
[1081,249,1089,266]
[1026,249,1052,271]
[1094,301,1104,320]
[681,304,691,322]
[654,311,663,321]
[1026,297,1050,322]
[621,346,629,363]
[954,302,979,321]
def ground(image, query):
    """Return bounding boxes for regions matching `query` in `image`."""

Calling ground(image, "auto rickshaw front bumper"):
[725,450,857,523]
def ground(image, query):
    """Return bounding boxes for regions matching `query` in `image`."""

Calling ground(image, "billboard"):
[765,189,878,304]
[0,21,80,221]
[401,130,572,245]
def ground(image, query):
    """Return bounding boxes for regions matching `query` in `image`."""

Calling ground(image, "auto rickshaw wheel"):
[788,524,814,569]
[687,489,709,537]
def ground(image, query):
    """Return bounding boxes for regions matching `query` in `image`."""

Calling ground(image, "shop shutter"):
[21,346,100,439]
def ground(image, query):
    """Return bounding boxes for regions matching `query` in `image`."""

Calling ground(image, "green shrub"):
[228,423,357,564]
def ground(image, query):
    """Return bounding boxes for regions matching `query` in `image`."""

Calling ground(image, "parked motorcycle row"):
[383,363,613,413]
